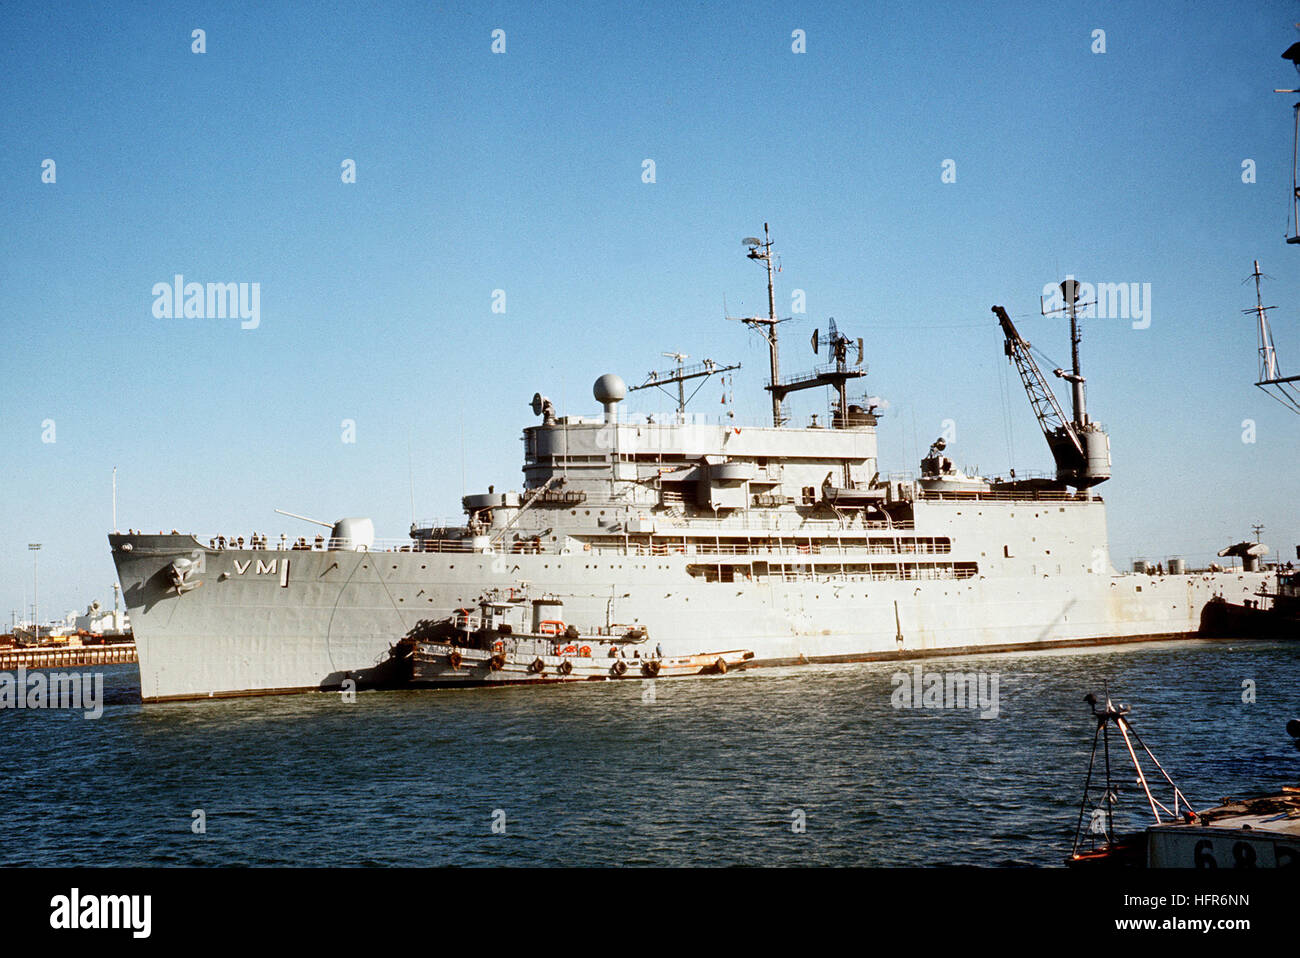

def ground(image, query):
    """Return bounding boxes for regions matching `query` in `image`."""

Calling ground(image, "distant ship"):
[109,226,1265,701]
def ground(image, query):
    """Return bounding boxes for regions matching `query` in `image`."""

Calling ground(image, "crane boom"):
[993,306,1084,460]
[990,303,1117,491]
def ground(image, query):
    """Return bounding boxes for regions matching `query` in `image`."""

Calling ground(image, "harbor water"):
[2,638,1296,867]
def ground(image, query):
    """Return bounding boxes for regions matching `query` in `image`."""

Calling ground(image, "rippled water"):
[3,639,1296,866]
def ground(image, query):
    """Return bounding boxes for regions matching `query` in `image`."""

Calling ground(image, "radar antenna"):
[804,317,867,428]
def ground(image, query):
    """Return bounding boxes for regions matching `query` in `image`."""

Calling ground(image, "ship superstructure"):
[109,227,1267,701]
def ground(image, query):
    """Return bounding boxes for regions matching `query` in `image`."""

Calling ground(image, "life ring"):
[528,657,545,675]
[560,644,577,656]
[448,650,463,670]
[558,659,573,676]
[493,640,505,654]
[642,659,661,677]
[714,657,727,674]
[489,653,506,671]
[579,645,592,657]
[611,659,627,676]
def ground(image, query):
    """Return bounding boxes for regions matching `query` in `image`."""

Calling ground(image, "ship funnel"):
[593,374,626,424]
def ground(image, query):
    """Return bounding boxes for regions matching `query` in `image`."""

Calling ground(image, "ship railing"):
[918,489,1088,503]
[390,538,478,553]
[411,518,465,533]
[202,537,487,554]
[633,541,952,558]
[766,566,977,583]
[652,515,915,533]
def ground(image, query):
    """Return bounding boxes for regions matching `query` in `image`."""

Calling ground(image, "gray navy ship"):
[109,226,1267,701]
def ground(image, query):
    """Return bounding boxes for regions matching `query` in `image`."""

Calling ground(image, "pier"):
[0,644,137,670]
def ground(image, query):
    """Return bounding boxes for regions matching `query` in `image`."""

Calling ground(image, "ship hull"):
[1199,596,1300,640]
[109,533,1269,702]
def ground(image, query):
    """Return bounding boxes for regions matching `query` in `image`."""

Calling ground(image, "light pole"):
[27,543,40,642]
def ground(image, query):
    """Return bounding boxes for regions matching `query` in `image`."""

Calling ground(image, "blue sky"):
[2,0,1298,619]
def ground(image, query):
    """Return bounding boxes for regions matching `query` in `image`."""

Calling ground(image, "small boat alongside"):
[389,593,753,687]
[1067,693,1300,868]
[1200,565,1299,639]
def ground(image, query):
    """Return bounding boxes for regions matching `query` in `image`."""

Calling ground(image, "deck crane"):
[992,284,1111,490]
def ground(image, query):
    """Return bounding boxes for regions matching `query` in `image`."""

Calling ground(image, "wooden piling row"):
[0,644,137,670]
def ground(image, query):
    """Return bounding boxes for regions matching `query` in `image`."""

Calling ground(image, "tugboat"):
[1068,694,1300,868]
[1201,560,1300,639]
[390,592,753,687]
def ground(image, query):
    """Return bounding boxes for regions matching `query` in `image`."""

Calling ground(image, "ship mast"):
[1243,260,1300,413]
[727,224,788,427]
[628,353,741,421]
[1042,279,1090,428]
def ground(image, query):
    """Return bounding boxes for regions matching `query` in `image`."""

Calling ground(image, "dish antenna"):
[530,392,556,424]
